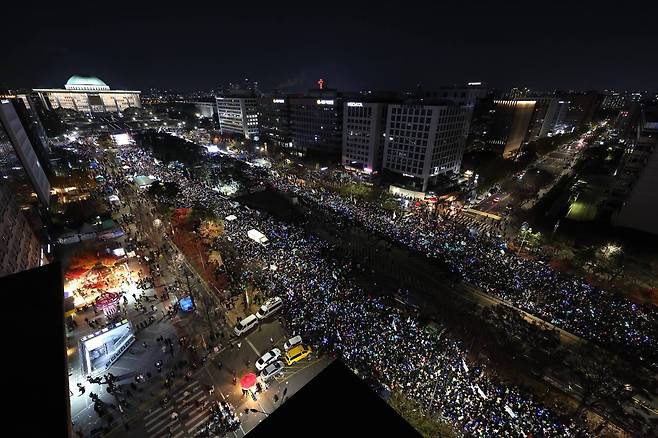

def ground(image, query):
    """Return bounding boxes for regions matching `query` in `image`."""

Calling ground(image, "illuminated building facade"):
[258,96,292,149]
[288,89,343,156]
[488,99,537,158]
[34,75,141,114]
[383,101,470,191]
[342,101,388,173]
[526,97,562,140]
[216,95,259,139]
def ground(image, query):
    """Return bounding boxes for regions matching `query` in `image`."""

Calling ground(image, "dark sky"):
[3,1,657,93]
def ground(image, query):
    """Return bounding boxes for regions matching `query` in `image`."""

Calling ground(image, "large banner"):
[79,319,135,375]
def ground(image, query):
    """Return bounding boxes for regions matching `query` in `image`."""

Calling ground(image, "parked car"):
[260,361,284,381]
[256,348,282,371]
[284,335,302,351]
[285,345,312,365]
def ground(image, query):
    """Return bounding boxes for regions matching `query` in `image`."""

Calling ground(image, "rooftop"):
[65,75,110,91]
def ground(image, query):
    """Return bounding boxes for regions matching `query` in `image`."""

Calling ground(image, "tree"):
[572,351,629,416]
[517,228,543,251]
[199,220,224,244]
[380,193,403,214]
[207,250,223,268]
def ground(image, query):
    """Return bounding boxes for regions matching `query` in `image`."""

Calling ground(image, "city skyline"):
[3,2,658,93]
[2,2,658,437]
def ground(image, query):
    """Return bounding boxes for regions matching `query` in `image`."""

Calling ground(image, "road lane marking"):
[275,358,322,381]
[172,381,199,399]
[185,408,210,427]
[246,338,261,356]
[146,415,180,434]
[145,406,174,426]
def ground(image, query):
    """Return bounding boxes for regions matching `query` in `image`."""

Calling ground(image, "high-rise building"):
[34,75,141,114]
[0,181,42,277]
[382,101,470,191]
[527,97,562,140]
[488,99,537,158]
[258,95,293,150]
[341,100,390,174]
[288,88,343,157]
[609,105,658,235]
[558,91,604,130]
[601,91,626,111]
[0,98,51,207]
[216,93,259,139]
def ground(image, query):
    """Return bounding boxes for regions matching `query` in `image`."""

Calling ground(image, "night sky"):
[4,1,657,93]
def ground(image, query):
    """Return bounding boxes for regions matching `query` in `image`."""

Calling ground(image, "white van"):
[256,297,283,320]
[234,314,259,336]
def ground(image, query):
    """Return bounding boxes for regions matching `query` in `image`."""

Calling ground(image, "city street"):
[109,319,331,438]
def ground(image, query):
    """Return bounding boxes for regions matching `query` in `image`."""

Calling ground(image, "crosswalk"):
[452,212,500,236]
[142,381,213,438]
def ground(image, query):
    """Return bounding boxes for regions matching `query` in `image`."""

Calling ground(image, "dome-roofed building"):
[64,75,110,91]
[34,75,140,114]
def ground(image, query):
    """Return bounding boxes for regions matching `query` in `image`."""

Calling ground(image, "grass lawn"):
[566,201,598,221]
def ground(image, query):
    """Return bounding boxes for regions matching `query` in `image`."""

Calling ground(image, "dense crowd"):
[108,144,593,437]
[270,173,658,366]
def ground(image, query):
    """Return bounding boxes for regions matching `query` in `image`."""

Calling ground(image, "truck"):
[247,229,269,246]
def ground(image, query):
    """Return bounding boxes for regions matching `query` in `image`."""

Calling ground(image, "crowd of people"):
[194,400,240,437]
[269,171,657,367]
[107,143,597,436]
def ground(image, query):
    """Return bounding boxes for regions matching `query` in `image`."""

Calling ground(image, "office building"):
[383,101,470,191]
[559,91,604,130]
[0,181,42,277]
[610,105,658,235]
[216,93,259,139]
[34,75,141,114]
[0,98,51,207]
[342,100,389,173]
[527,97,562,140]
[258,95,293,150]
[288,87,343,156]
[488,99,537,158]
[601,91,626,111]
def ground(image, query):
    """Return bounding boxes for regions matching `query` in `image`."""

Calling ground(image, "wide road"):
[116,319,331,438]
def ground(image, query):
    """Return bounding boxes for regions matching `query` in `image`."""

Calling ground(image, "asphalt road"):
[119,319,332,438]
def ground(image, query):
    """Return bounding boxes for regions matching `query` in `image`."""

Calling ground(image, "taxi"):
[284,344,312,365]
